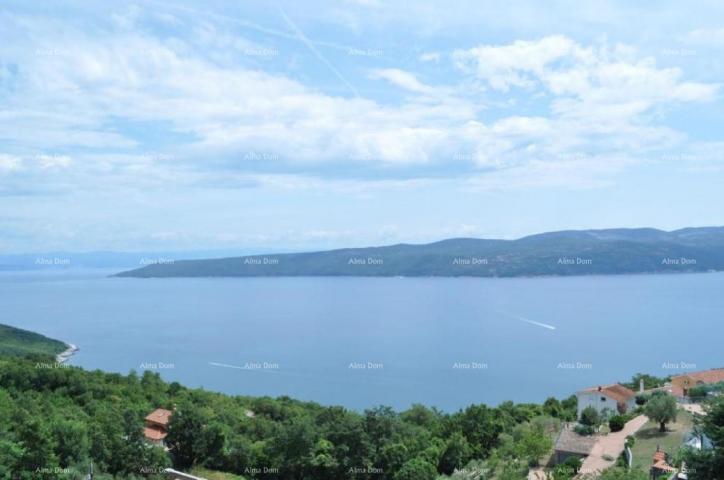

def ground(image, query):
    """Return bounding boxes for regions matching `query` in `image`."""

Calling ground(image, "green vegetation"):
[644,392,678,432]
[681,397,724,479]
[579,406,600,428]
[115,227,724,278]
[0,324,67,358]
[623,373,670,391]
[629,409,693,472]
[596,467,648,480]
[687,381,724,398]
[608,415,625,432]
[191,467,245,480]
[0,353,571,479]
[551,456,580,479]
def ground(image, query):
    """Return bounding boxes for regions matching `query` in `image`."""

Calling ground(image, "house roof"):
[672,368,724,385]
[652,447,676,472]
[579,384,636,403]
[145,408,173,426]
[670,368,724,396]
[144,426,168,441]
[554,427,597,456]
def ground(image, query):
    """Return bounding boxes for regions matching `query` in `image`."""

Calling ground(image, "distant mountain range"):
[0,249,261,271]
[114,227,724,278]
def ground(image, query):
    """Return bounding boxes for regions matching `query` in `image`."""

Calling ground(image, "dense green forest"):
[0,352,577,479]
[1,352,722,479]
[0,324,67,358]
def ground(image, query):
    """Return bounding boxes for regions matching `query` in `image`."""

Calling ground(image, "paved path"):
[681,403,705,416]
[578,415,649,475]
[527,467,547,480]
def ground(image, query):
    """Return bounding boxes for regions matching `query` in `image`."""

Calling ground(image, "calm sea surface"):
[2,270,722,411]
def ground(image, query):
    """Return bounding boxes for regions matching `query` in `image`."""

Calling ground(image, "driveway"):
[681,403,705,416]
[578,415,649,475]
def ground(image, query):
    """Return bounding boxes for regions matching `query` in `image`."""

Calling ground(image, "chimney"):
[640,378,645,393]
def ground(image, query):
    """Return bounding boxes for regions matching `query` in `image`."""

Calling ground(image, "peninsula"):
[115,226,724,278]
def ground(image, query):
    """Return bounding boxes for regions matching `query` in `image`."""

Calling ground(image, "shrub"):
[609,415,625,432]
[580,406,600,427]
[574,424,595,436]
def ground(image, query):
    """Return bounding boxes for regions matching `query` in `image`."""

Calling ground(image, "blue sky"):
[1,0,723,253]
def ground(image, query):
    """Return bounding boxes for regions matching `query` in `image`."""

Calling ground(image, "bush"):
[574,424,595,436]
[687,385,709,398]
[552,456,581,479]
[635,394,648,406]
[609,415,625,432]
[580,406,600,427]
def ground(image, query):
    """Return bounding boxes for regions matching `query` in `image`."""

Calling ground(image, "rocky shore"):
[56,343,79,363]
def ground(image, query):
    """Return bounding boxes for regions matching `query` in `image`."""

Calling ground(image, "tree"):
[682,397,724,479]
[579,406,600,427]
[543,397,563,418]
[457,404,504,456]
[644,393,677,432]
[393,458,437,480]
[438,432,470,474]
[166,401,208,469]
[560,395,578,421]
[514,423,552,466]
[15,411,58,479]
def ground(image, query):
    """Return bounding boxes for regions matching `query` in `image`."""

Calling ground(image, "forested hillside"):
[0,353,575,479]
[115,227,724,278]
[0,324,67,358]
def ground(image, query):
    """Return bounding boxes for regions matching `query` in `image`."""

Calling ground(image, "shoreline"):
[56,343,79,363]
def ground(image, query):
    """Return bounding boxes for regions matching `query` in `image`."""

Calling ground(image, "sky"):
[1,0,723,253]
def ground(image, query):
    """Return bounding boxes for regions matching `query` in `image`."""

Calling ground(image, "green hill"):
[0,323,67,357]
[114,226,724,278]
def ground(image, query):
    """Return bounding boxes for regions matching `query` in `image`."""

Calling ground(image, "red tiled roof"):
[144,426,168,441]
[145,408,173,427]
[671,368,724,396]
[672,368,724,385]
[652,460,676,472]
[581,384,636,403]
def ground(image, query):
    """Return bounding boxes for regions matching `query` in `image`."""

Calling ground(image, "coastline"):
[56,343,79,363]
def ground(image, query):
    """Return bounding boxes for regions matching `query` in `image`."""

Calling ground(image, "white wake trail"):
[496,311,556,330]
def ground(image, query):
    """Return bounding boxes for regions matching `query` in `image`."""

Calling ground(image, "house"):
[670,367,724,398]
[576,384,637,419]
[650,446,676,479]
[144,408,173,446]
[163,469,207,480]
[553,424,597,464]
[683,431,714,451]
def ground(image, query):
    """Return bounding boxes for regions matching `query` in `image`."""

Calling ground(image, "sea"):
[2,270,722,412]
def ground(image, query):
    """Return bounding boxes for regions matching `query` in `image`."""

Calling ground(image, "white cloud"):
[369,68,435,94]
[0,154,22,172]
[453,36,718,115]
[419,52,441,63]
[0,13,718,199]
[36,154,73,169]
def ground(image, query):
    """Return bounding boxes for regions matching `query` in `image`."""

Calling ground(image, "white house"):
[576,384,637,420]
